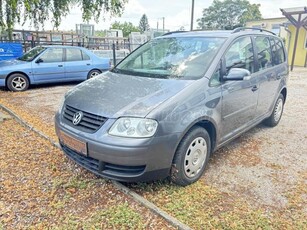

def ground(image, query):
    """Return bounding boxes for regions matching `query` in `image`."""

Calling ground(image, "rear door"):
[32,48,65,82]
[221,36,259,141]
[254,36,287,117]
[64,48,92,80]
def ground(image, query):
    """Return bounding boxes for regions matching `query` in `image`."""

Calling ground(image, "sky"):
[16,0,307,32]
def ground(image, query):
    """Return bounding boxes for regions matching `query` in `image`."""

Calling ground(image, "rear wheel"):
[7,73,29,92]
[264,94,284,127]
[171,126,211,186]
[87,69,101,79]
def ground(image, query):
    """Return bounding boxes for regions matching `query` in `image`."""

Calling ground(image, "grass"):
[131,179,307,230]
[49,203,145,230]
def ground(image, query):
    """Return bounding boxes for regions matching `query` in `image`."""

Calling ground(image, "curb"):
[0,104,192,230]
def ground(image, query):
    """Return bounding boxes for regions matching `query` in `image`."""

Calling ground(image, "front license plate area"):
[59,131,87,156]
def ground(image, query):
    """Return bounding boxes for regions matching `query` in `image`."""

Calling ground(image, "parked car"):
[55,28,288,186]
[0,45,111,91]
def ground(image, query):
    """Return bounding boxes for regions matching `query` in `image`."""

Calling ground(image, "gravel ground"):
[0,109,174,229]
[0,68,306,228]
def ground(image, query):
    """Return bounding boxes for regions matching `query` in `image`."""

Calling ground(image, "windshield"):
[114,37,226,80]
[18,47,46,62]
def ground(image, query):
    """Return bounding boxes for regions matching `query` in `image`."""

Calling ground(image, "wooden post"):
[291,14,301,71]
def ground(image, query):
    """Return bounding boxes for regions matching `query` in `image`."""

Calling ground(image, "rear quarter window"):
[270,37,286,65]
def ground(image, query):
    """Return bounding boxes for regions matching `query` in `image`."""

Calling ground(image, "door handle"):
[276,73,282,80]
[58,65,63,67]
[251,86,258,92]
[86,63,91,66]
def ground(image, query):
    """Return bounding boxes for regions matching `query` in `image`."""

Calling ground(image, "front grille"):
[61,144,146,178]
[63,104,107,133]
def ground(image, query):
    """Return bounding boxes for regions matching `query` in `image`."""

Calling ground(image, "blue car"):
[0,46,111,91]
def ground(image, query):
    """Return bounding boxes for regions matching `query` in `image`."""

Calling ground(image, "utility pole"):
[190,0,195,31]
[162,17,165,32]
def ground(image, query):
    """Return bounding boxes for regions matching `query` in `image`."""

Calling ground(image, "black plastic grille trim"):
[61,144,146,177]
[63,104,107,133]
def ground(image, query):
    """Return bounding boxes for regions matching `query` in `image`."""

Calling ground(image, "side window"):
[82,51,90,61]
[225,36,254,74]
[66,48,83,61]
[254,36,272,70]
[40,48,63,63]
[271,38,285,65]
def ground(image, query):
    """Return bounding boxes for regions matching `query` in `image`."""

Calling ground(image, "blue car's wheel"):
[7,73,29,92]
[87,69,101,79]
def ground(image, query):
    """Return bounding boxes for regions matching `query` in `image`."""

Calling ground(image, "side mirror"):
[223,68,251,81]
[35,58,43,64]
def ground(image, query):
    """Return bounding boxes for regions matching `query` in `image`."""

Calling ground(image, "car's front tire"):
[87,69,102,79]
[171,126,211,186]
[7,73,30,92]
[264,94,284,127]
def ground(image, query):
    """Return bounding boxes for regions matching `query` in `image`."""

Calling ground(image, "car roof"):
[160,29,277,39]
[41,45,86,49]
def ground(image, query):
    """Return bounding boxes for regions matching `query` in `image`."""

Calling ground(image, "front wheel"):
[264,94,284,127]
[171,126,211,186]
[87,69,101,79]
[7,73,29,92]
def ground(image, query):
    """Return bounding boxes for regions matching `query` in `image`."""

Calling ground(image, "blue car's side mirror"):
[35,58,43,64]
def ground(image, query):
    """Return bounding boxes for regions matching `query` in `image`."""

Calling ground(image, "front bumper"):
[55,112,180,182]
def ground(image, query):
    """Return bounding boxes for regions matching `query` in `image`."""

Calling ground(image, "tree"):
[111,21,140,37]
[0,0,128,40]
[197,0,262,30]
[139,14,150,33]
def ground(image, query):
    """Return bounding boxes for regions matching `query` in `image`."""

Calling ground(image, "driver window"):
[225,37,254,74]
[40,48,63,63]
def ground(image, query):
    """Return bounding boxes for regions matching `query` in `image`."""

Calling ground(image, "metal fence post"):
[112,43,116,66]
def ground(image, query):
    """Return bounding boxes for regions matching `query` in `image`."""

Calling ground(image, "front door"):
[32,48,65,82]
[221,36,259,142]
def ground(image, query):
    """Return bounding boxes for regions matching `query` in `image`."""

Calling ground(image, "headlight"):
[109,117,158,138]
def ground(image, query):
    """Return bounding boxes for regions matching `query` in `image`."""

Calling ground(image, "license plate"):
[59,131,87,156]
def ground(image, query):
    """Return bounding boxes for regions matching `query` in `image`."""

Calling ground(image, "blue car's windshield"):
[114,37,226,80]
[18,47,46,62]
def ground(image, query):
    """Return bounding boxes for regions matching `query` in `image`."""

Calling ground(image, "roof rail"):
[162,31,188,36]
[232,27,276,35]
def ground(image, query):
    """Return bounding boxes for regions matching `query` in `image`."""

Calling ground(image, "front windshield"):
[18,47,46,62]
[114,36,226,80]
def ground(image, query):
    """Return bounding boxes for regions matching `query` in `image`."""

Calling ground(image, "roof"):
[281,7,307,25]
[40,45,86,49]
[160,28,276,39]
[161,30,233,38]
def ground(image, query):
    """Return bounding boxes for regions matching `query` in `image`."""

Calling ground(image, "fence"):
[0,29,146,65]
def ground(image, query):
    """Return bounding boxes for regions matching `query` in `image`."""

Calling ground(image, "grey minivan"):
[55,28,288,186]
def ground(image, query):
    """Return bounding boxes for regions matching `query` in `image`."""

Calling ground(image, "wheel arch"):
[174,117,218,158]
[6,71,31,86]
[280,87,287,103]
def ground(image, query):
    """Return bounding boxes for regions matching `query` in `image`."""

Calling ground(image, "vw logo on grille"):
[72,111,83,125]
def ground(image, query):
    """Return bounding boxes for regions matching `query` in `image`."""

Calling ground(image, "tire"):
[87,69,101,79]
[264,94,284,127]
[170,126,211,186]
[7,73,29,92]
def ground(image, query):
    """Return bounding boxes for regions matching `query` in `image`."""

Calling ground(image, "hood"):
[0,59,26,68]
[64,71,193,118]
